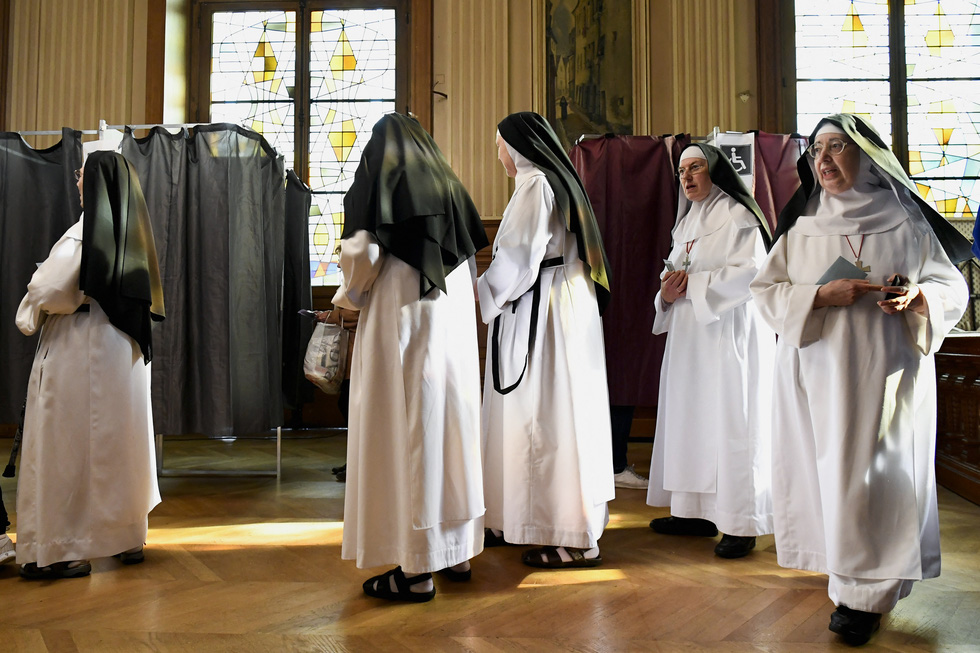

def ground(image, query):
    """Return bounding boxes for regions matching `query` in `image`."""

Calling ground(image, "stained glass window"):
[906,1,980,224]
[795,1,980,224]
[211,12,298,172]
[794,1,892,142]
[209,7,399,286]
[308,9,397,283]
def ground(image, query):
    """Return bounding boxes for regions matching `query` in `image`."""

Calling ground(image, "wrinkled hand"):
[878,274,926,315]
[661,270,688,304]
[813,278,884,308]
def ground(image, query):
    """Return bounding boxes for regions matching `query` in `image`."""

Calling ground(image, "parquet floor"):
[1,433,978,652]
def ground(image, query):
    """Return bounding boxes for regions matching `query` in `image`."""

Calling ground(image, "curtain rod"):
[15,120,223,137]
[16,129,100,135]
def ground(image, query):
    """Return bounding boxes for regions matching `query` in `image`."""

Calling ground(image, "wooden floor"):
[1,434,979,652]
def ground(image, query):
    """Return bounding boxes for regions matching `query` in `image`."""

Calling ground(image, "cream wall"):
[433,0,760,218]
[4,0,150,148]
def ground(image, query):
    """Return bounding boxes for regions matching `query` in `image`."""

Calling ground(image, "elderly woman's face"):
[496,133,517,178]
[813,132,860,195]
[678,157,712,202]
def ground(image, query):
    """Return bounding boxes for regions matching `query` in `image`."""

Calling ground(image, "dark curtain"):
[753,130,808,232]
[570,134,690,407]
[121,125,286,436]
[282,170,314,412]
[0,129,82,423]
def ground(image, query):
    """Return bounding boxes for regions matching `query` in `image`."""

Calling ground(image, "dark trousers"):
[610,405,635,473]
[0,483,8,532]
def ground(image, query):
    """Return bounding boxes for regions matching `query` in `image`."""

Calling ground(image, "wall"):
[3,0,151,147]
[432,0,760,219]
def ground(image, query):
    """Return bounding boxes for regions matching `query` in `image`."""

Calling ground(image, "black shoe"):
[484,528,510,547]
[714,534,756,559]
[829,605,882,646]
[649,516,718,537]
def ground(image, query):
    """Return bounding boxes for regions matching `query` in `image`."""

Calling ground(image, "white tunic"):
[333,230,484,573]
[647,193,776,536]
[750,214,967,583]
[15,219,160,567]
[477,170,614,550]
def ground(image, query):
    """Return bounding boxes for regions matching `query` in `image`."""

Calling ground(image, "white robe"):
[750,212,967,611]
[477,170,614,550]
[15,219,160,567]
[333,230,484,573]
[647,193,776,536]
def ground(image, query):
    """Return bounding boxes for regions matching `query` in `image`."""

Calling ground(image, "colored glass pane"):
[211,12,297,103]
[210,11,297,172]
[796,81,892,143]
[795,1,890,80]
[310,9,396,100]
[906,2,980,223]
[309,101,395,194]
[209,8,399,287]
[905,0,980,77]
[309,192,346,286]
[306,9,397,286]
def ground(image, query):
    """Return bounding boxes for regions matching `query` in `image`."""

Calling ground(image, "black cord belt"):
[491,256,564,395]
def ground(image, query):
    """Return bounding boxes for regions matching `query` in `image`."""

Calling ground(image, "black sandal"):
[521,546,602,569]
[484,528,511,547]
[20,560,92,580]
[436,565,471,582]
[362,566,435,603]
[114,547,145,565]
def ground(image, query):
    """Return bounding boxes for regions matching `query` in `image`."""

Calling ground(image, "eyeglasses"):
[73,168,82,181]
[806,139,848,159]
[677,162,707,177]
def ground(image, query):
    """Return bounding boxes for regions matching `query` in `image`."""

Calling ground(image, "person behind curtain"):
[750,114,970,646]
[647,144,776,560]
[333,113,489,603]
[478,111,614,569]
[15,149,165,580]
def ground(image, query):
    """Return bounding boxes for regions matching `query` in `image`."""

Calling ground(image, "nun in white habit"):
[750,114,970,646]
[647,143,776,560]
[15,146,164,579]
[333,113,489,602]
[478,112,614,569]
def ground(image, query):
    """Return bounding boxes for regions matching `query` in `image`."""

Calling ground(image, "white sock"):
[400,571,433,593]
[448,560,470,573]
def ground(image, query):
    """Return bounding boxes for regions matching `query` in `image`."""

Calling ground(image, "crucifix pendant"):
[855,258,871,273]
[682,256,691,271]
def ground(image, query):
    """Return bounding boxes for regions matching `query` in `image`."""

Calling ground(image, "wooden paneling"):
[5,0,150,147]
[432,0,535,219]
[144,0,167,123]
[0,0,9,129]
[636,0,759,136]
[936,334,980,505]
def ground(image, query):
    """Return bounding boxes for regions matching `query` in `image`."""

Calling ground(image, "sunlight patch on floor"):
[146,521,344,547]
[518,568,627,587]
